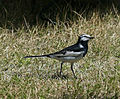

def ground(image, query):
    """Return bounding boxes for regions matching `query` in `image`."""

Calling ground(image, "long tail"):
[24,54,50,58]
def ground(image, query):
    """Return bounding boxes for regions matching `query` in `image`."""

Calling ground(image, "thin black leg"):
[60,62,64,76]
[71,63,77,79]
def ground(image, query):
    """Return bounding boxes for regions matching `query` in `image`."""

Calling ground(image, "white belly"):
[49,51,84,63]
[53,55,83,63]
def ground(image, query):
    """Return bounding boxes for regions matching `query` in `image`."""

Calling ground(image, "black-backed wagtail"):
[24,34,94,78]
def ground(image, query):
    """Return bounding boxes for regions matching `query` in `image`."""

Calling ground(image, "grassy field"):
[0,10,120,98]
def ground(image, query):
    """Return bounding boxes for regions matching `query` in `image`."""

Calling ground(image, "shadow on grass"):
[51,73,69,79]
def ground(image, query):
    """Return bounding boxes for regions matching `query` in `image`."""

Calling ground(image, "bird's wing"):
[50,44,85,57]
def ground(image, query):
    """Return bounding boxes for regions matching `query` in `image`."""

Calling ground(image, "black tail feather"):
[24,55,49,58]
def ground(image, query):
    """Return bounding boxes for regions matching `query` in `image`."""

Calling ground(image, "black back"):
[52,40,89,57]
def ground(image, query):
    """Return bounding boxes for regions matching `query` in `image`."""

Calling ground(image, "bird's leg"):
[71,63,77,79]
[60,62,64,76]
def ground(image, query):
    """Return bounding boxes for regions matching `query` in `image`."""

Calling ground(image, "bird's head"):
[77,34,94,43]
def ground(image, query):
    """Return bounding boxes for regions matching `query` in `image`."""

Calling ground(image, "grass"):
[0,11,120,98]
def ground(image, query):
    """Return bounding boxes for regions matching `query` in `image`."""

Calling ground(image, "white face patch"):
[80,34,93,41]
[81,36,90,41]
[82,34,91,37]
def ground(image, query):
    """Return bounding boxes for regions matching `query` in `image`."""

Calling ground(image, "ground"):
[0,12,120,98]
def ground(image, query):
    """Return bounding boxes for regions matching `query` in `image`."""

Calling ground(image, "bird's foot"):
[58,73,68,79]
[74,76,77,79]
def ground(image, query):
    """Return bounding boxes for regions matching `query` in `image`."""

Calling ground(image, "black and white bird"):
[24,34,94,78]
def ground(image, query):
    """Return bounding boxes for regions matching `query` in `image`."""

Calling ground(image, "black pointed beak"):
[90,37,94,39]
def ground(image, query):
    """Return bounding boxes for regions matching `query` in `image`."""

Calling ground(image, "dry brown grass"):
[0,12,120,98]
